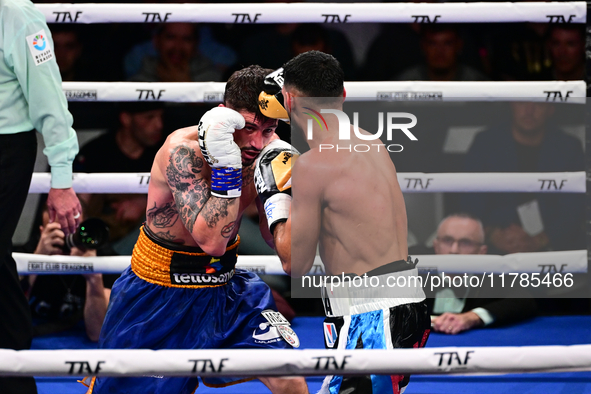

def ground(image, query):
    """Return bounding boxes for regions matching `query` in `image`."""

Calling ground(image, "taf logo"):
[323,322,337,348]
[33,35,46,51]
[544,91,573,101]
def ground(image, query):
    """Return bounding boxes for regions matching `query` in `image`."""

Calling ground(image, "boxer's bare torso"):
[292,125,408,276]
[144,125,260,251]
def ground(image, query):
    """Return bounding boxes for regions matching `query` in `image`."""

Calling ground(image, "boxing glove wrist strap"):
[263,193,292,232]
[211,167,242,198]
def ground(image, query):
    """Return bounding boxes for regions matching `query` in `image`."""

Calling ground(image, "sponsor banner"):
[64,90,97,101]
[2,345,591,377]
[59,81,586,103]
[15,253,130,275]
[27,262,94,273]
[37,3,585,24]
[238,265,267,275]
[170,270,234,286]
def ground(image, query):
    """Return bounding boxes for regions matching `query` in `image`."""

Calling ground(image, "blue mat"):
[32,316,591,393]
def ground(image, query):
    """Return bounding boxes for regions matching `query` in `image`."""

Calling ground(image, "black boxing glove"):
[254,139,300,232]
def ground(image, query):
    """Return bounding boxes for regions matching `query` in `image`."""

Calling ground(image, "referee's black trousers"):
[0,130,38,394]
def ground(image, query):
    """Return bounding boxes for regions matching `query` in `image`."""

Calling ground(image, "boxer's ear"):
[282,88,292,113]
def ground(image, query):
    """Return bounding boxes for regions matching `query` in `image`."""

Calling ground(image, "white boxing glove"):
[197,107,246,198]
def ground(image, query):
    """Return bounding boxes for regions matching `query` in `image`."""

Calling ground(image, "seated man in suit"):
[430,213,537,335]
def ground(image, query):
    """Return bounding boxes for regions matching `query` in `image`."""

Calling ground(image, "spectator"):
[360,23,423,81]
[50,25,85,81]
[74,102,165,255]
[25,208,113,342]
[290,24,329,56]
[462,102,584,253]
[397,25,488,81]
[236,23,357,80]
[124,25,237,79]
[545,24,585,81]
[130,23,221,82]
[430,213,537,335]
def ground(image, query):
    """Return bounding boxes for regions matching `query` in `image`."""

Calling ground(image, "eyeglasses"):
[436,236,482,250]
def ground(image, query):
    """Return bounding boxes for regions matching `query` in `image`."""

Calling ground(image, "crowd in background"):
[46,17,585,85]
[17,0,589,339]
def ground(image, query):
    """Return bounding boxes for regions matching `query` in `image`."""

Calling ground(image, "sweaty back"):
[312,135,408,275]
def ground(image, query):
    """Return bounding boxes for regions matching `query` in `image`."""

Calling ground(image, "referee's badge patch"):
[26,29,53,66]
[324,322,338,348]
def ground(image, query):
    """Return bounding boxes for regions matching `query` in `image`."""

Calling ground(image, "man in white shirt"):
[431,213,537,335]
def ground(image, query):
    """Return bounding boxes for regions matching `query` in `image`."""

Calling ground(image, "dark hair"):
[224,65,272,120]
[420,24,460,40]
[154,23,199,41]
[283,50,344,97]
[117,101,164,115]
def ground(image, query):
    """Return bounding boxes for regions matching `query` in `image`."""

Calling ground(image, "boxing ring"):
[5,1,590,393]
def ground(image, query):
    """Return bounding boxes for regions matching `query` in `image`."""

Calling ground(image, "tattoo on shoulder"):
[221,221,236,238]
[166,145,209,232]
[166,145,203,188]
[147,202,179,228]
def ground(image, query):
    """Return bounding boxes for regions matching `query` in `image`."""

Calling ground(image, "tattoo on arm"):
[242,164,255,186]
[201,198,236,228]
[166,145,209,232]
[147,202,179,228]
[221,221,236,238]
[154,230,184,244]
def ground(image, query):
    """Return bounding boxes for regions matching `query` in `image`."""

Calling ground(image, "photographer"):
[24,207,115,342]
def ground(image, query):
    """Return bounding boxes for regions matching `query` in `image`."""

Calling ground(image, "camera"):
[64,218,110,251]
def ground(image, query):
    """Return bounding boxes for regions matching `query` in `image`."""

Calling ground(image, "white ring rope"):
[61,81,586,103]
[1,345,591,377]
[37,2,586,24]
[28,172,586,194]
[13,249,587,275]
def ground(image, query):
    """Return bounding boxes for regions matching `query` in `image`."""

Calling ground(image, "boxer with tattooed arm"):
[84,65,308,394]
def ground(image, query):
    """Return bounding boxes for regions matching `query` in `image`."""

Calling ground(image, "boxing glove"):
[254,139,300,231]
[197,107,245,198]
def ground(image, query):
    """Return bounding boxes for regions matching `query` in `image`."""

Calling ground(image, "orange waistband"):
[131,226,239,288]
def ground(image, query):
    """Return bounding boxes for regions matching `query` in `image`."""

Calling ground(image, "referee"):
[0,0,81,392]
